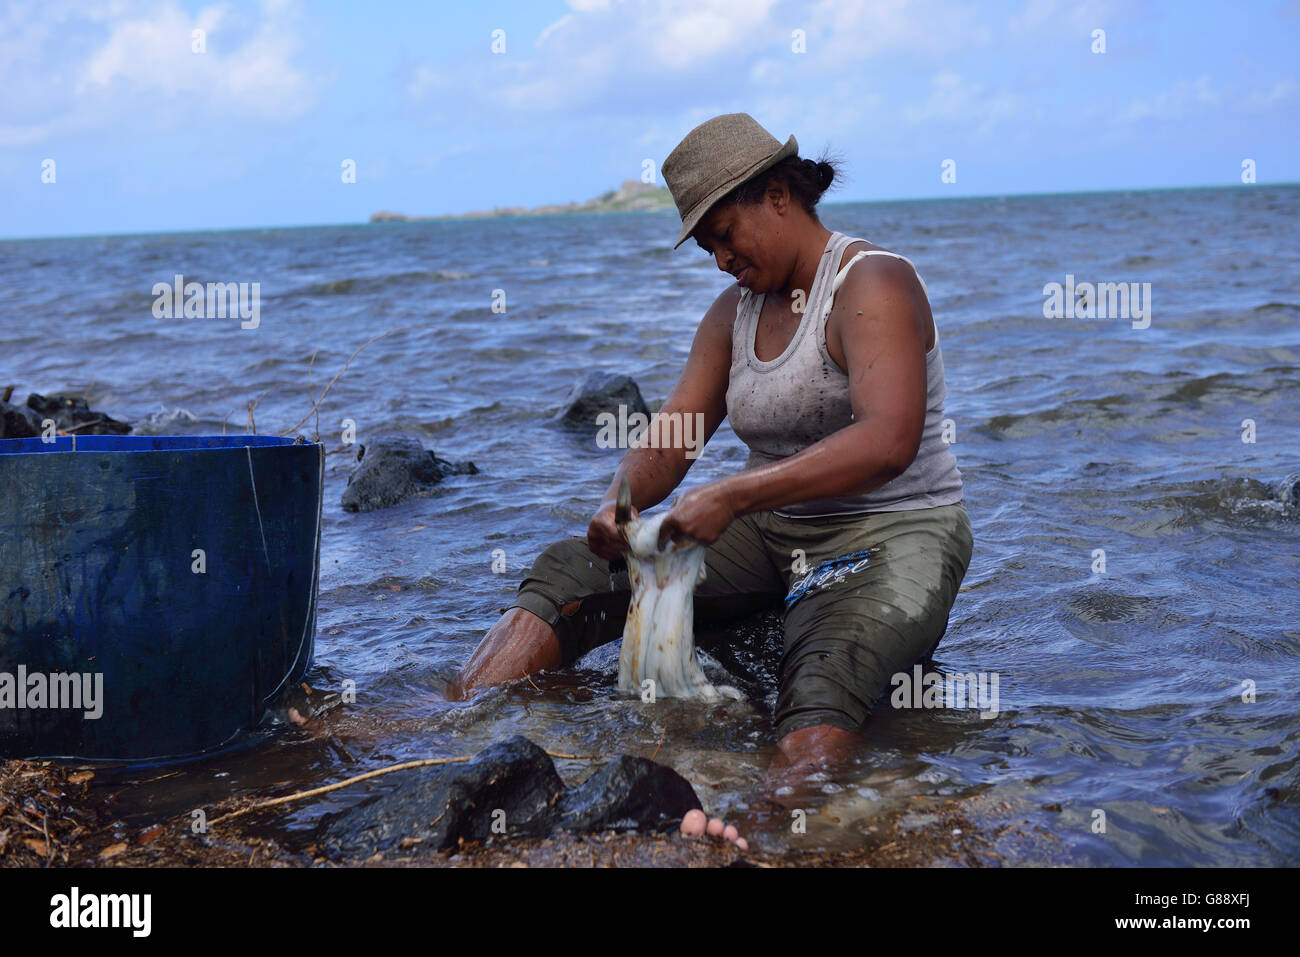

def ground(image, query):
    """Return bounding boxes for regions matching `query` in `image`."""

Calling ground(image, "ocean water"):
[2,184,1297,864]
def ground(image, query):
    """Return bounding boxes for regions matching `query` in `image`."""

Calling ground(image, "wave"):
[1061,587,1163,625]
[132,406,236,435]
[1154,475,1299,525]
[1159,370,1296,403]
[1252,302,1300,315]
[979,370,1297,438]
[283,269,474,298]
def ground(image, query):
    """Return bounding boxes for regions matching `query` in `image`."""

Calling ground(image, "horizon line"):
[5,179,1296,244]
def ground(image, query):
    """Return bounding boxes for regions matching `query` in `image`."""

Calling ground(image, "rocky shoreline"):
[370,179,673,223]
[0,754,1066,868]
[1,388,131,438]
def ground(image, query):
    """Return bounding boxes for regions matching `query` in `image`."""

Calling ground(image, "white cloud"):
[536,14,574,48]
[78,0,313,116]
[0,0,318,146]
[1118,74,1219,123]
[902,71,1027,137]
[408,0,988,118]
[805,0,993,63]
[1244,77,1297,111]
[1008,0,1122,36]
[642,0,779,70]
[407,64,441,100]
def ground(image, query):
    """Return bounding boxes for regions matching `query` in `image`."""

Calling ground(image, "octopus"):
[614,478,741,702]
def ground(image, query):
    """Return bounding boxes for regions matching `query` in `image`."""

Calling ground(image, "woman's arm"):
[586,285,741,560]
[657,256,930,546]
[600,284,739,511]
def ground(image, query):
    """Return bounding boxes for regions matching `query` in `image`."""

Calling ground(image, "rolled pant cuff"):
[508,590,586,665]
[775,710,864,741]
[508,590,562,629]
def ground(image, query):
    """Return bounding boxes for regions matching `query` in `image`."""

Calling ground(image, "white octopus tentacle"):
[615,509,741,701]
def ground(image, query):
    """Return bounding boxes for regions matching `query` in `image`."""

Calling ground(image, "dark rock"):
[340,432,478,512]
[318,736,565,857]
[26,392,131,435]
[556,755,702,832]
[555,371,648,426]
[316,736,706,860]
[0,401,43,439]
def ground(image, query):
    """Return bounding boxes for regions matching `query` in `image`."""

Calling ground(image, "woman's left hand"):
[656,481,736,550]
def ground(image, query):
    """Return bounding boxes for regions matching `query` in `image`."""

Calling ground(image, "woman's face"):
[692,184,794,294]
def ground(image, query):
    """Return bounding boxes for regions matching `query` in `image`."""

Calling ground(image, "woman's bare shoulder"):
[837,239,924,296]
[700,282,746,333]
[837,238,889,272]
[830,239,934,351]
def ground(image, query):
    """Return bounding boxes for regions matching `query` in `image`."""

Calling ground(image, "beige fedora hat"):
[661,113,798,249]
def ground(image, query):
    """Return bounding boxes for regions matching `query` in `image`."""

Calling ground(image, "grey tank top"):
[726,230,963,518]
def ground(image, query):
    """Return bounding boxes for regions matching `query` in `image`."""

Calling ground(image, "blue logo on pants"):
[784,548,872,608]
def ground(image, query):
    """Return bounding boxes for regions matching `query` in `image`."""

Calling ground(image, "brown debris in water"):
[0,761,102,867]
[3,756,1065,868]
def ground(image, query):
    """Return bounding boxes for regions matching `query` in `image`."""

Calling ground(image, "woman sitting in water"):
[450,112,973,850]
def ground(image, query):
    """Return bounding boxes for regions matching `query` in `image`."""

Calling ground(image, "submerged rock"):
[0,401,43,439]
[340,432,478,512]
[26,392,131,435]
[318,736,704,859]
[555,371,648,427]
[556,755,702,832]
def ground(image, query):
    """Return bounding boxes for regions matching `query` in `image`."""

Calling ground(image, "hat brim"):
[672,134,799,250]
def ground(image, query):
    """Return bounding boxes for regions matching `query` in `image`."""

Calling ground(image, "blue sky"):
[2,0,1296,238]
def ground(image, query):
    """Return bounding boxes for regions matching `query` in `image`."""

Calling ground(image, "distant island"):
[369,179,674,223]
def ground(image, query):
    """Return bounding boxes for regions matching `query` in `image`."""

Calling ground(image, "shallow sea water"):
[2,184,1297,863]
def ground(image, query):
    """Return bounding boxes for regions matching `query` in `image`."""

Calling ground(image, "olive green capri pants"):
[507,502,973,740]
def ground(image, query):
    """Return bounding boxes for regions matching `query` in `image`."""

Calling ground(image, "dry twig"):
[280,327,412,437]
[206,746,605,827]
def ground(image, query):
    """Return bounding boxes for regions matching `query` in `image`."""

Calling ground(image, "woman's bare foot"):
[772,724,862,769]
[753,724,866,811]
[680,808,749,851]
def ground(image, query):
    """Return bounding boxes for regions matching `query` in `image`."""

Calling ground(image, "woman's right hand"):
[588,499,637,562]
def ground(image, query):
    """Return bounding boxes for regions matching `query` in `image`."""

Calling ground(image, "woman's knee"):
[512,536,631,666]
[776,570,957,734]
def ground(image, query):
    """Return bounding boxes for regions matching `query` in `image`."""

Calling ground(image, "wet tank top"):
[725,230,963,518]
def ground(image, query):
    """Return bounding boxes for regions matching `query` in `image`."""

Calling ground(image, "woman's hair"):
[720,150,842,220]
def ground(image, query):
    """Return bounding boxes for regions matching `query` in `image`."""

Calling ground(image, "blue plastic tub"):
[0,434,324,761]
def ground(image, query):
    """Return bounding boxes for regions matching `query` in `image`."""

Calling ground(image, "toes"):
[681,809,707,837]
[682,811,747,851]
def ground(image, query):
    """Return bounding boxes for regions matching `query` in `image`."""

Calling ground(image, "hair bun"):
[816,161,834,190]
